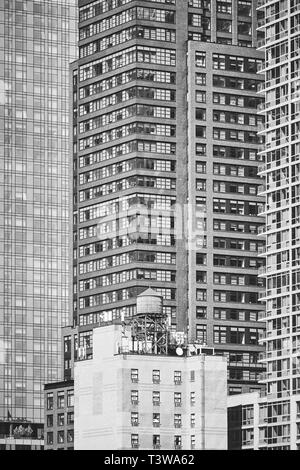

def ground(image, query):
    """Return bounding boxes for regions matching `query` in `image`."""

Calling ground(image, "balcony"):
[258,266,266,276]
[258,311,266,321]
[257,0,266,8]
[257,184,266,195]
[257,102,266,113]
[258,225,267,235]
[258,290,267,300]
[257,204,266,215]
[257,162,267,173]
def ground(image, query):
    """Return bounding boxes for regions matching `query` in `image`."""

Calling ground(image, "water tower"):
[130,288,168,355]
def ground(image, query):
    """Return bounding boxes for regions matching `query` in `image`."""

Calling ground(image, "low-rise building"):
[0,420,44,450]
[44,380,74,450]
[74,319,228,450]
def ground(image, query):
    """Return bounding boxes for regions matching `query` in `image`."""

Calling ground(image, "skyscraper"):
[73,0,266,395]
[228,0,300,450]
[258,0,300,403]
[0,0,77,440]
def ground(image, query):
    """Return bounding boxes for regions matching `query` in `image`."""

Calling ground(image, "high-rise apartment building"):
[228,0,300,450]
[258,0,300,405]
[74,0,266,395]
[0,0,77,437]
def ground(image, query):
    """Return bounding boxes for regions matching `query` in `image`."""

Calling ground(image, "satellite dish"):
[189,345,196,354]
[176,347,183,356]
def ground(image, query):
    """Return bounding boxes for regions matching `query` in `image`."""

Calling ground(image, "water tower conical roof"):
[136,288,163,316]
[138,288,162,298]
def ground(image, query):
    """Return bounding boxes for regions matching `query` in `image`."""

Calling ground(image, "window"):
[47,393,53,411]
[57,430,64,444]
[190,392,196,406]
[196,143,206,156]
[195,73,206,85]
[196,271,207,283]
[217,0,232,14]
[195,52,206,67]
[213,54,226,70]
[46,415,53,428]
[153,413,160,427]
[67,390,74,407]
[191,435,196,449]
[174,414,182,428]
[190,371,195,382]
[195,126,206,138]
[239,0,252,16]
[57,413,65,427]
[57,391,64,409]
[196,91,206,103]
[131,412,139,426]
[67,412,74,425]
[64,336,71,353]
[47,432,53,445]
[131,390,139,405]
[196,325,207,344]
[153,391,160,405]
[174,435,182,449]
[153,434,161,449]
[67,429,74,443]
[131,369,139,383]
[217,19,232,33]
[153,370,160,384]
[214,326,227,344]
[238,21,251,35]
[174,371,182,384]
[131,434,139,449]
[196,289,207,301]
[191,413,195,428]
[196,306,207,319]
[174,392,182,407]
[196,162,206,174]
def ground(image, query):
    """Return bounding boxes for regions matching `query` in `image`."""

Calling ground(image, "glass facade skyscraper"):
[0,0,77,428]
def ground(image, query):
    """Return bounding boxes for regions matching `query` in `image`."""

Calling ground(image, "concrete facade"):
[74,0,266,395]
[74,323,228,450]
[44,380,74,450]
[228,0,300,451]
[228,391,300,450]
